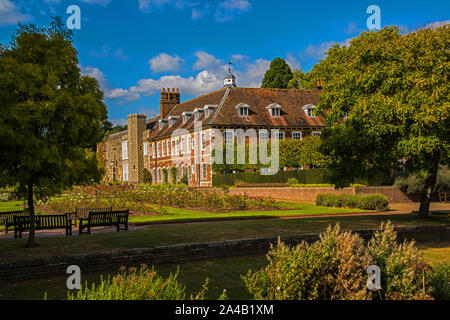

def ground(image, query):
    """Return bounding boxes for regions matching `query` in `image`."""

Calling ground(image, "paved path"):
[1,202,448,240]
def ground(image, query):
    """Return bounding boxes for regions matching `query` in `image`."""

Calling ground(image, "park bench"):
[0,210,29,234]
[14,214,72,239]
[439,190,449,203]
[68,206,113,226]
[78,210,129,235]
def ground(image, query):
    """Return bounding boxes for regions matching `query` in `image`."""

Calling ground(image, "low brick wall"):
[204,186,417,203]
[0,225,448,284]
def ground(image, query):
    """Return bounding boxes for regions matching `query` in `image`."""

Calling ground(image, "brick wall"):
[0,225,448,284]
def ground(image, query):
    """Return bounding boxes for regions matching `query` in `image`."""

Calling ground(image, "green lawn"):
[1,242,448,300]
[0,201,25,212]
[128,202,367,224]
[1,213,449,263]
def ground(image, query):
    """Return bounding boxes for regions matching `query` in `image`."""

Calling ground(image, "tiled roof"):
[148,87,324,141]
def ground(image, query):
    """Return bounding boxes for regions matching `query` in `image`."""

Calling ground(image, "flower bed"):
[39,184,278,215]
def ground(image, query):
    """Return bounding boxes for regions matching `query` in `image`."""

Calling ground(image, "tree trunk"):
[418,160,439,218]
[26,182,37,247]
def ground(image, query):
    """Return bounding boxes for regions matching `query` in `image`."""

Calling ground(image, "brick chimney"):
[160,88,180,119]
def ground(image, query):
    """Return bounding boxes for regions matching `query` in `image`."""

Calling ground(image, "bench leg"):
[5,224,8,235]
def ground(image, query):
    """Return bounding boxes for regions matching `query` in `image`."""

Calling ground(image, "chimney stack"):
[160,88,180,119]
[317,80,323,90]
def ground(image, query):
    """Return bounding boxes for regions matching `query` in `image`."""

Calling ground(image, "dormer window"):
[266,103,282,118]
[182,112,192,124]
[159,119,168,130]
[168,116,179,127]
[193,108,204,121]
[235,103,249,117]
[302,104,317,118]
[203,105,216,118]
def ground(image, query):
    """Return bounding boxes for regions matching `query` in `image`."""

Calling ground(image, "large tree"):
[0,18,107,246]
[261,58,293,89]
[312,26,449,217]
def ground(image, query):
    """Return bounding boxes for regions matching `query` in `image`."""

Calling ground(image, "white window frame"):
[259,130,269,142]
[167,140,170,155]
[273,132,285,140]
[123,164,129,182]
[201,163,207,180]
[122,140,128,160]
[201,133,207,151]
[143,141,148,156]
[292,132,303,140]
[175,138,179,155]
[270,108,281,117]
[152,143,156,158]
[187,136,191,153]
[157,142,160,158]
[162,141,165,157]
[312,131,322,137]
[181,137,185,154]
[224,130,234,144]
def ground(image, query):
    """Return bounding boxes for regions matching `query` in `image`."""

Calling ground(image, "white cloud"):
[129,51,270,97]
[90,45,128,61]
[344,22,361,35]
[423,20,449,29]
[149,53,184,73]
[299,38,352,60]
[0,0,31,26]
[214,0,251,22]
[81,66,141,104]
[285,53,301,70]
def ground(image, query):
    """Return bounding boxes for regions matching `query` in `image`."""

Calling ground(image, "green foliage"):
[243,222,440,300]
[261,58,293,89]
[170,167,177,185]
[212,169,328,187]
[310,26,449,216]
[143,169,152,184]
[315,194,389,211]
[242,225,372,300]
[286,178,299,186]
[280,136,331,168]
[395,166,450,194]
[163,168,169,185]
[287,69,307,89]
[68,265,204,300]
[427,263,450,300]
[0,18,107,244]
[180,174,188,185]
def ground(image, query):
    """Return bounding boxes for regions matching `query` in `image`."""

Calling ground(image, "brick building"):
[97,70,325,186]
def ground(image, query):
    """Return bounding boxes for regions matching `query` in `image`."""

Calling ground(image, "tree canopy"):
[0,17,107,245]
[261,58,293,89]
[311,25,449,217]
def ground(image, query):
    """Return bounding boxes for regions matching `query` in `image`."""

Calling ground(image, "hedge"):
[315,194,389,212]
[212,169,328,187]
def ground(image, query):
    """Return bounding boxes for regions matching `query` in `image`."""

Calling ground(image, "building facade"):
[97,73,325,186]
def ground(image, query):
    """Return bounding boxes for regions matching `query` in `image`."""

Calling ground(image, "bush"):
[180,174,188,185]
[243,222,439,300]
[287,178,299,186]
[170,167,177,185]
[163,168,169,185]
[395,166,450,194]
[142,169,152,184]
[427,263,450,300]
[315,194,389,212]
[212,169,329,186]
[68,265,208,300]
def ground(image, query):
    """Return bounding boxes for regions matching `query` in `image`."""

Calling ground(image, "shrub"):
[243,222,439,300]
[287,178,299,186]
[315,194,388,212]
[68,265,209,300]
[180,174,188,185]
[170,167,177,185]
[142,169,152,184]
[163,168,169,185]
[242,225,372,300]
[427,263,450,300]
[395,166,450,194]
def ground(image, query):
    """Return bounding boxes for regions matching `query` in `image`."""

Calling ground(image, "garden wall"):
[203,186,414,203]
[0,225,448,284]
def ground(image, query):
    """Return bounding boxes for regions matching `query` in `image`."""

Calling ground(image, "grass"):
[1,242,449,300]
[127,202,366,224]
[0,213,449,263]
[0,201,25,212]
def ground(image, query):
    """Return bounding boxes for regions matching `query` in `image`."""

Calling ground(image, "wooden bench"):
[68,207,113,226]
[79,210,129,235]
[14,214,72,239]
[0,210,29,234]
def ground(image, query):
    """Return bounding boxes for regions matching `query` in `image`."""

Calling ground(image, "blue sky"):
[0,0,448,125]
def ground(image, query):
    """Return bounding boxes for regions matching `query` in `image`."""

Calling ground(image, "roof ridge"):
[209,87,230,125]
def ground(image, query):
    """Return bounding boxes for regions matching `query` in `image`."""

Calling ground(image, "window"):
[143,142,148,156]
[201,133,207,150]
[181,165,185,178]
[168,116,178,127]
[162,141,165,156]
[292,132,303,140]
[182,112,192,124]
[122,141,128,160]
[157,142,160,157]
[153,168,157,182]
[123,164,129,182]
[194,109,204,121]
[302,104,317,118]
[188,165,192,180]
[187,136,191,153]
[224,130,234,144]
[239,107,249,117]
[167,140,170,155]
[176,166,180,180]
[312,131,322,137]
[192,135,195,150]
[159,120,167,130]
[181,137,185,154]
[172,140,175,155]
[158,168,162,182]
[152,143,156,158]
[201,163,207,180]
[175,138,179,154]
[273,132,285,140]
[259,130,269,142]
[270,108,280,117]
[192,165,196,174]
